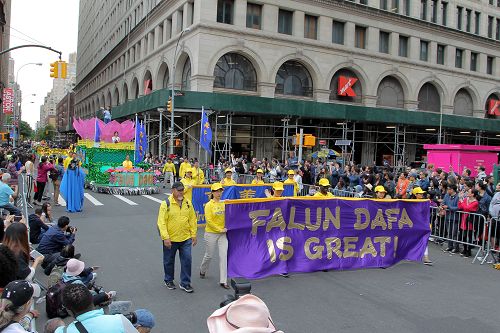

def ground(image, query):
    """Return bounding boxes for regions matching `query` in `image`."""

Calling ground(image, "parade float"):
[72,117,160,195]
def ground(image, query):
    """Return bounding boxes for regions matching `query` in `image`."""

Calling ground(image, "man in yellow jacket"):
[157,181,197,293]
[314,178,334,197]
[162,158,176,188]
[191,160,205,185]
[179,158,191,179]
[284,170,299,196]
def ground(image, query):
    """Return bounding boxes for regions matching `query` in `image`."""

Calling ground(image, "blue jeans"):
[0,203,21,216]
[162,239,192,287]
[104,118,111,124]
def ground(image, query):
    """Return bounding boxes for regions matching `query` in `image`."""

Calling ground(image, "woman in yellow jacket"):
[199,183,229,289]
[251,169,265,184]
[220,168,236,186]
[284,170,299,196]
[180,168,197,203]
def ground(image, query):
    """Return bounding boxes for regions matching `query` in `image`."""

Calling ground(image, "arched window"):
[485,93,500,119]
[181,59,191,91]
[122,83,129,103]
[275,61,313,97]
[418,83,440,113]
[113,88,120,106]
[330,68,362,103]
[157,62,169,89]
[214,53,257,91]
[453,89,473,116]
[143,70,153,95]
[377,76,405,108]
[131,78,139,99]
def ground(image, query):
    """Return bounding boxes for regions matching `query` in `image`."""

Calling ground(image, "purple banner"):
[225,198,430,279]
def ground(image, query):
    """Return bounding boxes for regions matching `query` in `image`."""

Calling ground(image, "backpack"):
[46,280,69,319]
[48,265,65,288]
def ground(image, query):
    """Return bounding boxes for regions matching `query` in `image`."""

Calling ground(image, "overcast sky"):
[9,0,79,128]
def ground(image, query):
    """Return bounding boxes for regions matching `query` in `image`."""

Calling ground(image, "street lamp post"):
[14,62,42,148]
[170,28,191,156]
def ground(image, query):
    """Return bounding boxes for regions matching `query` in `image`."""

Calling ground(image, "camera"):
[123,312,137,324]
[220,278,252,308]
[68,226,77,234]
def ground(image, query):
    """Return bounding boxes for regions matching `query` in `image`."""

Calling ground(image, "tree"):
[19,121,33,139]
[35,125,56,141]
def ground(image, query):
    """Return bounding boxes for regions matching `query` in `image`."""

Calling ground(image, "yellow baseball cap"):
[211,183,223,191]
[412,187,426,195]
[375,185,387,193]
[256,169,264,174]
[272,182,284,191]
[287,170,295,175]
[224,168,232,173]
[318,178,330,187]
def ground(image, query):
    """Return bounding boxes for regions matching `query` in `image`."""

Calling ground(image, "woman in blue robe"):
[60,159,85,212]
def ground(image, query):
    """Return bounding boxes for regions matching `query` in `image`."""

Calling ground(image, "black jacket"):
[28,213,49,244]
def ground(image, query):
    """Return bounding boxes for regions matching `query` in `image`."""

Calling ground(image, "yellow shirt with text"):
[204,199,225,233]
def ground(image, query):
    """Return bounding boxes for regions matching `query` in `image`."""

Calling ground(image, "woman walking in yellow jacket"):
[180,168,196,203]
[199,183,229,289]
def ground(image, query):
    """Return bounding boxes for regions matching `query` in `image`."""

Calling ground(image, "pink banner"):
[2,88,14,114]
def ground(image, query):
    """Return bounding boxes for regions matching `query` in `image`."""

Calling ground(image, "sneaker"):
[107,291,117,299]
[219,283,230,289]
[423,256,433,266]
[279,273,290,278]
[179,284,194,293]
[450,248,460,254]
[199,271,206,279]
[443,247,453,252]
[164,281,176,290]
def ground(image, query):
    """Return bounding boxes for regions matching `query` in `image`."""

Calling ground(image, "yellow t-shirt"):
[191,167,205,185]
[180,177,197,203]
[122,160,133,169]
[284,178,298,196]
[221,178,236,186]
[313,191,334,198]
[157,195,197,242]
[63,157,72,170]
[179,162,191,178]
[204,199,225,233]
[251,179,265,185]
[162,162,176,174]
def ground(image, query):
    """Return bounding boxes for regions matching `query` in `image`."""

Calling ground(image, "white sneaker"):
[107,291,117,299]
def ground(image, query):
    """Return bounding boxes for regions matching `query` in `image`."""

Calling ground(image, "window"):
[360,0,368,4]
[475,12,480,34]
[246,3,262,29]
[380,0,388,10]
[402,0,410,15]
[278,9,293,35]
[455,48,463,68]
[490,0,494,4]
[214,53,257,91]
[275,61,313,97]
[355,26,366,49]
[470,52,478,71]
[437,44,445,64]
[332,21,345,45]
[420,0,427,20]
[392,0,399,12]
[217,0,234,24]
[496,18,500,40]
[441,2,448,26]
[399,35,408,57]
[457,6,463,30]
[488,16,494,38]
[431,0,437,23]
[379,31,390,53]
[487,56,494,74]
[465,9,471,32]
[420,40,429,61]
[304,15,318,39]
[181,59,191,91]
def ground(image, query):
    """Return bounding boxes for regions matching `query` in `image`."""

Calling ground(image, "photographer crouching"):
[37,216,77,257]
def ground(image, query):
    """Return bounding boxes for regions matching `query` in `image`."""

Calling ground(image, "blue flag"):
[94,118,101,142]
[134,117,148,164]
[200,107,212,155]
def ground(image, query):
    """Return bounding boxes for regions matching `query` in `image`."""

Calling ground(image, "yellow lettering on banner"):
[398,208,413,229]
[266,239,276,263]
[250,210,270,236]
[359,237,378,258]
[304,237,324,259]
[266,208,286,233]
[323,207,341,231]
[277,237,294,261]
[385,209,400,230]
[325,237,342,259]
[343,237,359,258]
[374,237,391,257]
[354,208,370,230]
[371,209,387,230]
[287,206,305,231]
[306,207,322,231]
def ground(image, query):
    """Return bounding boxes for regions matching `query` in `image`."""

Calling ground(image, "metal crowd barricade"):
[429,206,488,263]
[481,217,499,264]
[299,184,317,196]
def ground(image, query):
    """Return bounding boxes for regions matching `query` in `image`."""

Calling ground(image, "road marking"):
[142,195,163,204]
[84,193,104,206]
[113,195,138,206]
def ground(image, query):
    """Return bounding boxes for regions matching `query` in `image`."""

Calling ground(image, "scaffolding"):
[393,125,407,168]
[213,113,233,164]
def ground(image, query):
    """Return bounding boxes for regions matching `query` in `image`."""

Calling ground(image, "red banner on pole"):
[488,99,500,116]
[2,88,14,114]
[337,76,358,97]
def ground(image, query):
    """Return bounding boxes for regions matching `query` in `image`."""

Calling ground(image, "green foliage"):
[19,121,33,139]
[35,125,56,141]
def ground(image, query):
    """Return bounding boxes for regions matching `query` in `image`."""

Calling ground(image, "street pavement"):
[33,188,499,333]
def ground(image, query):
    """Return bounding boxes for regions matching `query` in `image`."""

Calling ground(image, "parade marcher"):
[375,185,388,199]
[180,168,196,203]
[412,187,433,265]
[60,157,85,213]
[314,178,334,197]
[157,181,197,293]
[178,158,191,179]
[220,168,236,186]
[122,155,133,170]
[284,170,298,196]
[191,161,205,185]
[162,158,176,188]
[199,183,229,289]
[265,182,284,198]
[251,169,265,184]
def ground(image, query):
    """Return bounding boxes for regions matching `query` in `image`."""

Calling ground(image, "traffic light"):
[167,97,172,113]
[59,61,68,79]
[50,61,59,78]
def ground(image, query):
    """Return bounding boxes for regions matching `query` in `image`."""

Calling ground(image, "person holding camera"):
[37,216,77,256]
[200,183,229,289]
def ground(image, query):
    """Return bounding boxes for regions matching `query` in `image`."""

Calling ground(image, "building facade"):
[0,0,11,131]
[75,0,500,165]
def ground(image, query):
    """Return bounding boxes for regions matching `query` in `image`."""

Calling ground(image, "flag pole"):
[134,113,138,164]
